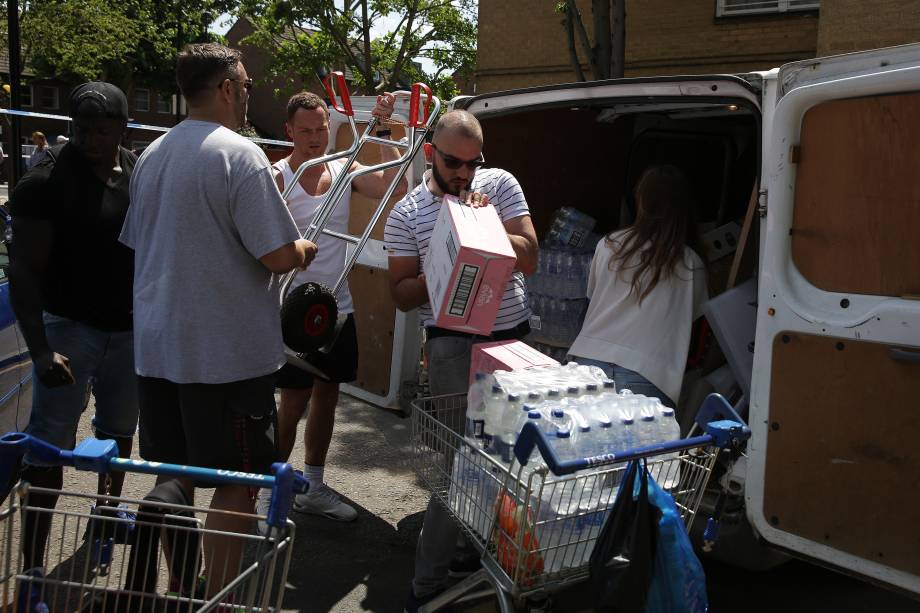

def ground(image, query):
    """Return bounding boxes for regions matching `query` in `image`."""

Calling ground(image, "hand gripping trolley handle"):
[410,393,751,612]
[0,432,310,613]
[279,71,440,361]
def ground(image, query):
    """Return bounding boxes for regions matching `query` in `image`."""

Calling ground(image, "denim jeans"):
[25,313,138,465]
[572,356,676,408]
[412,335,477,597]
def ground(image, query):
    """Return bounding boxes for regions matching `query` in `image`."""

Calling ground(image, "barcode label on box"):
[448,263,479,317]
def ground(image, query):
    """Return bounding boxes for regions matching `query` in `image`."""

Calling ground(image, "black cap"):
[69,82,129,122]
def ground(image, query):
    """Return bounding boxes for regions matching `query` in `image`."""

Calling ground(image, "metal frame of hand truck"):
[278,72,440,377]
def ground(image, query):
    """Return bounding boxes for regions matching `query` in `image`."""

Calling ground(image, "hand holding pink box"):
[469,340,560,385]
[423,195,517,335]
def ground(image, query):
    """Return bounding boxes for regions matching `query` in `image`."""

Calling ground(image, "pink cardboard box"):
[423,195,517,335]
[469,340,560,385]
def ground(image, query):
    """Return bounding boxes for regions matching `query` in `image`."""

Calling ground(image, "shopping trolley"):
[0,432,310,612]
[410,393,751,612]
[279,72,440,368]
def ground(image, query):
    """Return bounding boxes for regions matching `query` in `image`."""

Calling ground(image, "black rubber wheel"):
[281,282,338,352]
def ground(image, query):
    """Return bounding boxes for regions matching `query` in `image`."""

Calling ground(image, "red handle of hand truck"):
[408,82,434,128]
[323,71,354,116]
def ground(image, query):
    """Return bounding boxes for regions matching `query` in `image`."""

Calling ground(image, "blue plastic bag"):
[643,468,709,613]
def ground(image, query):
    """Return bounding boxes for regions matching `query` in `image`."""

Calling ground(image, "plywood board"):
[792,92,920,297]
[336,122,407,398]
[765,331,920,575]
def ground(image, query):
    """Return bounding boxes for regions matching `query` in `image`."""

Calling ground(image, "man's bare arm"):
[388,255,428,312]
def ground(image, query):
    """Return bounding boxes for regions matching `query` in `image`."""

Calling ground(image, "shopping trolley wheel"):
[281,282,338,352]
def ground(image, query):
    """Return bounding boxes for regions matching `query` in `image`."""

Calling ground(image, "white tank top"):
[274,157,353,314]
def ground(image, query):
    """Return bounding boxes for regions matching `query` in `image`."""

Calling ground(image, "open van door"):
[747,44,920,595]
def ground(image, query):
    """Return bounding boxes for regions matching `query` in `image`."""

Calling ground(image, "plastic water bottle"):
[496,393,522,463]
[549,408,571,433]
[637,409,657,447]
[552,428,578,463]
[656,404,681,488]
[482,384,505,453]
[465,373,489,441]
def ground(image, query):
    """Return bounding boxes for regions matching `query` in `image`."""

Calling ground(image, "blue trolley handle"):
[512,393,751,477]
[0,433,310,529]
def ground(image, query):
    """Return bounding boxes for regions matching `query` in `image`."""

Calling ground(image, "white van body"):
[336,43,920,595]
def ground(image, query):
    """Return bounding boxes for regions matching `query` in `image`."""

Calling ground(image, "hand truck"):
[0,432,310,612]
[410,393,751,612]
[278,72,440,370]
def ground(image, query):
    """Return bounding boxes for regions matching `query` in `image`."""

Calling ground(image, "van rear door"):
[747,43,920,595]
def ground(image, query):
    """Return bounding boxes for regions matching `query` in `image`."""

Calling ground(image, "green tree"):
[239,0,477,102]
[3,1,238,93]
[555,0,625,81]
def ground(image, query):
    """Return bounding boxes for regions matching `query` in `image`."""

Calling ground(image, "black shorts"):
[137,374,278,477]
[275,313,359,388]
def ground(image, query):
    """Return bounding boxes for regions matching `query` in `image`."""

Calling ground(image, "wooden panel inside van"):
[765,331,920,575]
[791,91,920,297]
[336,122,406,397]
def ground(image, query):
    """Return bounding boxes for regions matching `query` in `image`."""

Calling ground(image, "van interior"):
[478,98,762,428]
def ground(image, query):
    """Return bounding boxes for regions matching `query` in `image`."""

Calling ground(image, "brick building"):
[475,0,920,93]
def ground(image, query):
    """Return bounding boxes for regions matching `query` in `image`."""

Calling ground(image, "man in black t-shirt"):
[7,82,138,573]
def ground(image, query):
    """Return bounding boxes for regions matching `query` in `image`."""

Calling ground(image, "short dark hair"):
[286,91,329,121]
[176,43,242,103]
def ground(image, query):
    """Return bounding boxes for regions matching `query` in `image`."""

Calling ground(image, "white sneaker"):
[293,483,357,522]
[255,489,272,536]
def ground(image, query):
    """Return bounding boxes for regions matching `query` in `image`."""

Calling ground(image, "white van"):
[336,42,920,596]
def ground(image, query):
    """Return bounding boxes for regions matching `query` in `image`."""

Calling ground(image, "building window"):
[134,88,150,112]
[157,93,173,114]
[716,0,820,17]
[20,84,32,107]
[38,85,58,109]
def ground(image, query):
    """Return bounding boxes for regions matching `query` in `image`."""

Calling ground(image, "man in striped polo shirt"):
[384,109,538,611]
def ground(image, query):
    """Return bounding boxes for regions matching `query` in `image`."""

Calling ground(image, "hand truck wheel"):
[281,282,339,352]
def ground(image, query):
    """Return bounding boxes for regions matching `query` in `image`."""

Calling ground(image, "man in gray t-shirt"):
[120,42,316,595]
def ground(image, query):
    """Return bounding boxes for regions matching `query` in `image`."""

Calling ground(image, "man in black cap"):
[7,81,138,574]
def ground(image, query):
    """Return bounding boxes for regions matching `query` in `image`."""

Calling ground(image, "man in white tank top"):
[255,91,406,527]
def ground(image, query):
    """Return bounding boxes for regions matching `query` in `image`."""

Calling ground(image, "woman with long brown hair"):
[568,165,708,407]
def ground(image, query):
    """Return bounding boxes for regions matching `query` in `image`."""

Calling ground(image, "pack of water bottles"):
[449,362,683,572]
[527,247,594,299]
[545,207,597,249]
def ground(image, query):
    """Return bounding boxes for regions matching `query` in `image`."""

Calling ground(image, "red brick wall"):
[476,0,819,93]
[816,0,920,56]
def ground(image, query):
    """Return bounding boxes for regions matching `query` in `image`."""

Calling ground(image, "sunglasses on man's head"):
[431,144,485,170]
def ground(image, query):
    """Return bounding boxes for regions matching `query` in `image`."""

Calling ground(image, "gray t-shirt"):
[121,120,300,384]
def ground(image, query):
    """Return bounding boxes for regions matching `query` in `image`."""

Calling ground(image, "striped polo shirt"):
[384,168,532,331]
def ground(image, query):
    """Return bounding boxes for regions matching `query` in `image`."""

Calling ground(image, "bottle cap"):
[566,386,580,395]
[528,392,541,400]
[641,415,655,422]
[580,425,591,433]
[551,408,565,418]
[491,384,503,393]
[507,393,521,402]
[547,389,561,397]
[661,408,674,417]
[522,403,536,412]
[599,418,612,428]
[603,379,616,389]
[474,372,487,381]
[622,418,634,425]
[586,383,598,392]
[556,429,571,438]
[527,411,542,419]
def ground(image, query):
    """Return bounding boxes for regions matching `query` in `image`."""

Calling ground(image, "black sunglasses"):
[431,144,485,170]
[223,77,253,92]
